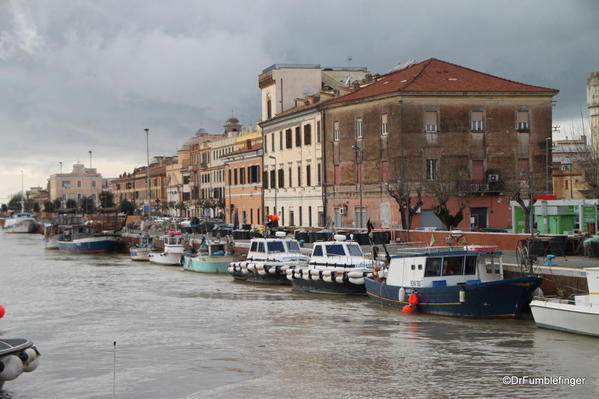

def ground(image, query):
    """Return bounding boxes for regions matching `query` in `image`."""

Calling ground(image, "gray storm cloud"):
[0,0,598,200]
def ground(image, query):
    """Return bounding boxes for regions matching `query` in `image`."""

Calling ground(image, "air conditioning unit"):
[488,174,499,183]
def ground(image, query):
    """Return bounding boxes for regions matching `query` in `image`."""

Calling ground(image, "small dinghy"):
[0,339,40,390]
[228,232,308,284]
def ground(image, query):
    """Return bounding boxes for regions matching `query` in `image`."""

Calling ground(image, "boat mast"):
[20,169,25,212]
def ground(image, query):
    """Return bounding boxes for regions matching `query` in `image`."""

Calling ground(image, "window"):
[62,180,70,189]
[356,118,363,139]
[317,121,321,143]
[228,169,232,185]
[278,169,284,188]
[313,245,323,257]
[299,206,302,226]
[234,169,238,185]
[426,159,438,181]
[381,161,389,183]
[334,121,340,141]
[77,181,81,188]
[517,110,529,131]
[518,158,530,179]
[295,126,301,147]
[308,206,313,226]
[286,241,300,252]
[443,257,464,276]
[250,242,258,252]
[297,165,302,186]
[240,168,246,185]
[304,124,312,145]
[286,129,292,149]
[317,163,322,186]
[264,135,268,153]
[270,170,276,189]
[465,256,477,275]
[271,133,275,152]
[257,242,265,252]
[347,244,363,257]
[472,160,484,184]
[424,257,442,277]
[279,131,283,150]
[326,244,346,256]
[267,241,285,253]
[306,165,311,186]
[424,111,438,132]
[288,167,292,187]
[289,210,295,226]
[381,114,388,136]
[267,99,272,119]
[471,111,484,131]
[92,180,96,188]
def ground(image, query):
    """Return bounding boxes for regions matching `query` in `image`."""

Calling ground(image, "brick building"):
[322,58,558,230]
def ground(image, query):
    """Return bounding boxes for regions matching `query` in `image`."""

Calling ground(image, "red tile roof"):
[328,58,558,105]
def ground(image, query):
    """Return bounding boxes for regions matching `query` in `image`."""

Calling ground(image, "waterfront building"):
[26,186,50,210]
[322,58,558,230]
[551,137,591,199]
[48,163,105,206]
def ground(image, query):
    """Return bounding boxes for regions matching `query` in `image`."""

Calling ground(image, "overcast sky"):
[1,0,598,202]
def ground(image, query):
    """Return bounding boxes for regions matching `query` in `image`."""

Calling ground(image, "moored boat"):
[57,225,120,254]
[43,215,85,249]
[183,238,234,273]
[129,235,155,261]
[289,234,383,295]
[530,267,599,337]
[148,231,185,266]
[365,245,542,317]
[227,232,308,284]
[0,338,41,390]
[2,213,39,234]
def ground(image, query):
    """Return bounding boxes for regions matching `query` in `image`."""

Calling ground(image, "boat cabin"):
[310,238,366,267]
[386,247,503,288]
[246,238,303,261]
[164,233,184,247]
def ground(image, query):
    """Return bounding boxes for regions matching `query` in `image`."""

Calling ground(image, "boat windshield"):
[267,241,286,253]
[326,244,346,256]
[347,244,363,257]
[286,241,301,252]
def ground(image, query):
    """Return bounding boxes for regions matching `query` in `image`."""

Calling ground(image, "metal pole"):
[145,128,150,218]
[545,137,550,193]
[352,145,363,229]
[89,150,93,169]
[59,162,62,174]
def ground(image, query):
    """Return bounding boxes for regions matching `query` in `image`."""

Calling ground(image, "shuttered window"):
[424,111,437,132]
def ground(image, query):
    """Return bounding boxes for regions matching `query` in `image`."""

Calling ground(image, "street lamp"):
[145,128,150,218]
[352,145,364,229]
[545,137,551,194]
[223,161,232,223]
[88,150,93,169]
[268,155,278,218]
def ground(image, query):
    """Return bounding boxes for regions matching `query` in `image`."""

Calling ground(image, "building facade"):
[48,163,104,206]
[322,58,558,230]
[588,71,599,155]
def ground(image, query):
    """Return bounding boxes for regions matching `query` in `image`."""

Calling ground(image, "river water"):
[0,233,597,399]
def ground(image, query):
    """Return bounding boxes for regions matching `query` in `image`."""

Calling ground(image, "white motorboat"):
[227,232,308,284]
[288,234,383,294]
[130,235,155,261]
[531,267,599,337]
[2,212,38,234]
[148,232,185,266]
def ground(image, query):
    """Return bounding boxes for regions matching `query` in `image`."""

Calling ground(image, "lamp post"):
[224,161,232,223]
[145,128,150,218]
[89,150,93,169]
[59,161,62,174]
[352,145,364,229]
[268,155,278,218]
[545,137,551,194]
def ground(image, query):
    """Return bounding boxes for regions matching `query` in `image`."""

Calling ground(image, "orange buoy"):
[402,305,414,313]
[408,292,419,306]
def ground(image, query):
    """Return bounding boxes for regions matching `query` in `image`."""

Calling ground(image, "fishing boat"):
[182,237,234,273]
[43,215,85,249]
[2,212,39,234]
[364,245,543,317]
[288,234,383,294]
[57,224,120,254]
[0,338,41,390]
[148,231,185,266]
[530,267,599,337]
[227,232,308,284]
[129,235,155,261]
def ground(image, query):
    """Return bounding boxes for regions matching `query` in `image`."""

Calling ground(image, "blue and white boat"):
[228,232,309,284]
[57,225,120,254]
[288,234,383,295]
[182,237,234,273]
[2,212,38,234]
[365,245,542,317]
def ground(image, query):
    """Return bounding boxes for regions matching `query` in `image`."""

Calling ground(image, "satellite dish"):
[389,59,416,73]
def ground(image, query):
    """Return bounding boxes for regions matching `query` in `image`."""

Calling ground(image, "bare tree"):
[387,180,423,230]
[505,171,542,234]
[428,161,470,231]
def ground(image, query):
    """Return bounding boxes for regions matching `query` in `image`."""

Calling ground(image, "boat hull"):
[57,237,119,254]
[530,300,599,337]
[3,220,37,233]
[148,252,183,266]
[364,276,542,317]
[291,277,365,295]
[130,247,152,261]
[183,255,233,273]
[44,236,59,249]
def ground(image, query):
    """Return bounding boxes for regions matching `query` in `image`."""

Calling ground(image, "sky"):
[0,0,598,202]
